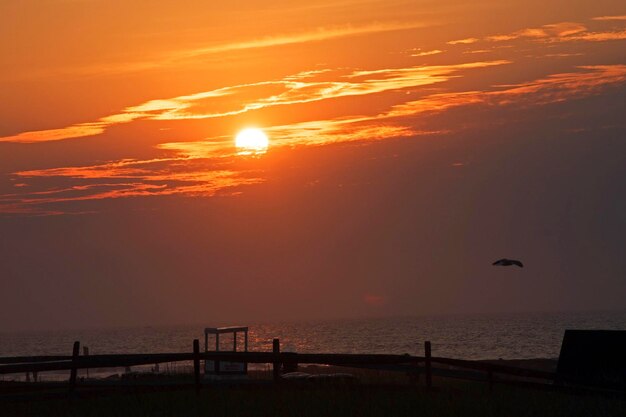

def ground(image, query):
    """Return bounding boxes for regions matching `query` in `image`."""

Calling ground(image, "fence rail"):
[430,357,555,380]
[0,339,571,396]
[0,356,72,364]
[0,352,425,375]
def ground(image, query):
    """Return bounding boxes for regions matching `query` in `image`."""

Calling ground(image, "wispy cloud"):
[410,49,443,57]
[1,124,108,144]
[447,38,479,45]
[0,60,508,144]
[2,158,265,215]
[25,21,430,80]
[559,30,626,42]
[592,15,626,21]
[4,63,625,216]
[463,49,491,54]
[542,53,585,58]
[4,17,626,217]
[450,17,626,47]
[182,21,428,58]
[486,22,587,41]
[386,65,626,117]
[0,57,505,215]
[7,15,623,146]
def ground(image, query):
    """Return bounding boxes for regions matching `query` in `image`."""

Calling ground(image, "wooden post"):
[488,370,493,391]
[69,341,80,394]
[83,346,89,378]
[204,330,208,376]
[244,330,249,374]
[215,333,220,374]
[408,358,420,385]
[425,341,432,389]
[272,338,281,382]
[193,339,201,395]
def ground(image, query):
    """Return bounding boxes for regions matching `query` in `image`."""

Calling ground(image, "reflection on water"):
[2,311,625,361]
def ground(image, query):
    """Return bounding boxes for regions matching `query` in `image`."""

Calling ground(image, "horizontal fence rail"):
[0,356,73,365]
[430,357,556,381]
[0,352,555,381]
[0,352,424,375]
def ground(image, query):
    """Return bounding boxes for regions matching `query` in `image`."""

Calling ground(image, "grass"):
[2,378,624,417]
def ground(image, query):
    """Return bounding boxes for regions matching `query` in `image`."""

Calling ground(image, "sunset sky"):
[1,0,625,331]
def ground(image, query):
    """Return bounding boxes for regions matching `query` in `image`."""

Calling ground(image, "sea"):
[1,311,625,381]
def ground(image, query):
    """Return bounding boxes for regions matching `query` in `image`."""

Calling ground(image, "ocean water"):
[2,311,625,360]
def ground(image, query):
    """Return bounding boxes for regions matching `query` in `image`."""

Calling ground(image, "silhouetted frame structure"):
[204,326,248,376]
[556,330,626,390]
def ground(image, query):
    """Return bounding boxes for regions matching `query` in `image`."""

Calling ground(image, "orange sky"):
[1,0,625,330]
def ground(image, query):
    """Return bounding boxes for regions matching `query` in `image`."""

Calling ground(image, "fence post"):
[425,341,432,389]
[193,339,201,395]
[83,346,89,379]
[69,341,80,394]
[408,353,420,385]
[272,338,281,382]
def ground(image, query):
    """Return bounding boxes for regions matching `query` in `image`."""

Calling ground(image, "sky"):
[1,0,625,331]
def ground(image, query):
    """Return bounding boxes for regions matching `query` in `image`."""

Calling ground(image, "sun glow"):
[235,128,269,155]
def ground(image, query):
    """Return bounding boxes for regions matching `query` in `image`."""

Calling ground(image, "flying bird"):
[492,258,523,268]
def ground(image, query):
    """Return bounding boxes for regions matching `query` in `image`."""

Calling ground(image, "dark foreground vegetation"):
[2,379,624,417]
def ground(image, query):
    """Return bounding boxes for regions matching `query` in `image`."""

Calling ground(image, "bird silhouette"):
[492,258,523,268]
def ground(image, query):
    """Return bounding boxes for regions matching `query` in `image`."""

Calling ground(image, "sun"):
[235,128,269,155]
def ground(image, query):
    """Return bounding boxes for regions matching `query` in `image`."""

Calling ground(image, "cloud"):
[16,158,176,180]
[129,64,626,155]
[386,65,626,117]
[463,49,491,54]
[481,20,626,44]
[560,30,626,42]
[2,159,264,215]
[266,118,440,149]
[126,61,508,123]
[486,22,587,41]
[410,49,443,57]
[592,15,626,21]
[3,62,625,216]
[541,22,589,37]
[4,12,625,219]
[542,53,585,58]
[447,38,479,45]
[182,21,428,58]
[1,124,107,144]
[0,60,508,144]
[24,21,430,80]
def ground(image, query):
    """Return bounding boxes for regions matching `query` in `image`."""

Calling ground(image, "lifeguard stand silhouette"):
[204,326,249,380]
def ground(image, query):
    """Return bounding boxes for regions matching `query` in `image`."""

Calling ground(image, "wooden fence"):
[0,339,566,396]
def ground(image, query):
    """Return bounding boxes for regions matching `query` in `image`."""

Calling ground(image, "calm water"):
[2,311,625,360]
